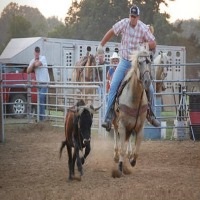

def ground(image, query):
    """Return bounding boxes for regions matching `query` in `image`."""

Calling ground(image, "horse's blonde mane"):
[125,50,149,81]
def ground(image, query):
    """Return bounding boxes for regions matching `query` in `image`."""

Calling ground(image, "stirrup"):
[147,115,161,127]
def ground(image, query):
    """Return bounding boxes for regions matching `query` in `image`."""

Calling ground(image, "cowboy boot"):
[102,105,114,131]
[146,90,161,127]
[146,104,161,127]
[102,121,112,132]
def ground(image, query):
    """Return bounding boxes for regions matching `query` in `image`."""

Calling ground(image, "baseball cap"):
[130,5,140,16]
[35,46,40,53]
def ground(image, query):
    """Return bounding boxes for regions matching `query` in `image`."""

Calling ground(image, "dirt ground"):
[0,122,200,200]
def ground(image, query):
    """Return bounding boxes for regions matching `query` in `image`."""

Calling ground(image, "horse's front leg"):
[126,137,133,159]
[113,122,119,163]
[118,122,127,176]
[129,128,143,167]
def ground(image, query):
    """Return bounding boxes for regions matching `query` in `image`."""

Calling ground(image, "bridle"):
[137,55,151,83]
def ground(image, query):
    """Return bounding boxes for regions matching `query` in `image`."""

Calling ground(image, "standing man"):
[27,47,50,121]
[98,5,160,131]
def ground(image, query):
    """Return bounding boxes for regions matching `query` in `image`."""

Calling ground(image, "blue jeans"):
[39,87,48,120]
[104,58,155,122]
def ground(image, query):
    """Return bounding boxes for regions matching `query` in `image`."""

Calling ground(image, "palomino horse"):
[112,50,152,177]
[154,52,169,93]
[72,53,102,102]
[124,52,170,161]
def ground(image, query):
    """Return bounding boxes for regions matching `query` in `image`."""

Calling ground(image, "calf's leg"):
[81,143,91,164]
[66,144,74,180]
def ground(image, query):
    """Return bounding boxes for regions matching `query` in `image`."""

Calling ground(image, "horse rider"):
[106,52,120,92]
[97,4,161,131]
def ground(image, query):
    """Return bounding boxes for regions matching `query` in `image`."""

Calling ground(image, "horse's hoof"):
[130,158,136,167]
[111,168,122,178]
[123,165,131,175]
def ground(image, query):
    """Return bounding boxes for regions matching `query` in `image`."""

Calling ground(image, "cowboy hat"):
[110,52,120,60]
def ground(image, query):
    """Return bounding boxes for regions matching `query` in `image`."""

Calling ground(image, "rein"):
[140,70,150,82]
[133,90,145,129]
[117,58,149,129]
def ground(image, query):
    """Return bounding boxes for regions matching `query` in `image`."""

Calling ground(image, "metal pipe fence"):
[1,63,200,142]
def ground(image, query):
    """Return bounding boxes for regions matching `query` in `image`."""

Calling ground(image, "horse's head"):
[86,53,96,67]
[154,52,170,92]
[133,50,152,90]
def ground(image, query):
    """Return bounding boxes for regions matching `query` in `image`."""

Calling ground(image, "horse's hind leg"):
[126,137,133,159]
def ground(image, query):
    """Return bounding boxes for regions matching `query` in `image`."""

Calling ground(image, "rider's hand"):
[97,44,104,55]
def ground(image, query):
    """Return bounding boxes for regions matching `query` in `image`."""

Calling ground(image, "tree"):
[47,16,64,30]
[0,2,49,53]
[64,0,175,41]
[0,2,19,51]
[174,19,200,45]
[48,24,68,38]
[64,0,130,40]
[153,12,173,44]
[9,15,32,38]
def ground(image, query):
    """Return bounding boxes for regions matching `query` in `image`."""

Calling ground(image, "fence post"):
[0,75,4,143]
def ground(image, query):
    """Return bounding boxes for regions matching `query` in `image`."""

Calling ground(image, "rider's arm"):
[100,28,115,46]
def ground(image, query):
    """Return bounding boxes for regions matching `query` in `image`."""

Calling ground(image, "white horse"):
[153,52,169,93]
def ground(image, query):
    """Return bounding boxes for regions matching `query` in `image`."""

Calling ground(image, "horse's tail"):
[59,140,66,159]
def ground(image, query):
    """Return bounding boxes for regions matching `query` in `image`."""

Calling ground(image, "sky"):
[0,0,199,23]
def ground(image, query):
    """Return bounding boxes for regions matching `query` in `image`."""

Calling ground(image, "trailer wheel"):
[9,94,27,118]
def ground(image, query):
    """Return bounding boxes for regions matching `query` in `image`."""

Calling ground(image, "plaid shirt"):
[113,18,155,60]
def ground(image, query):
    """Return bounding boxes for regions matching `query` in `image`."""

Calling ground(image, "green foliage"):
[0,2,62,53]
[48,24,68,38]
[9,15,31,38]
[0,0,200,63]
[64,0,129,41]
[152,12,174,44]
